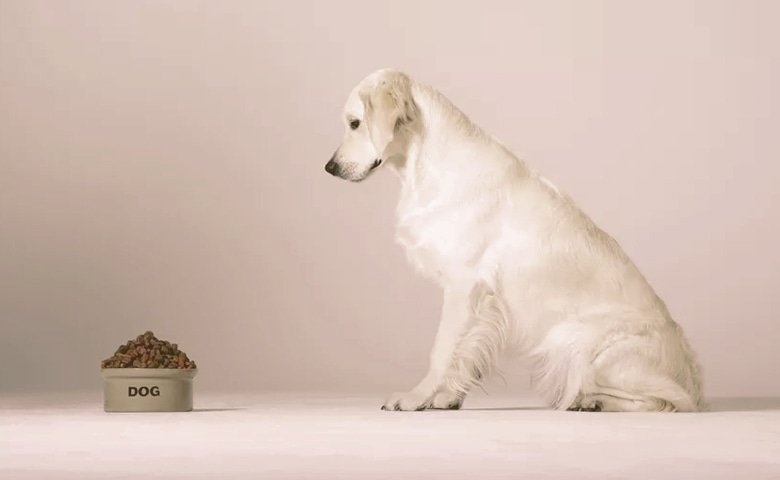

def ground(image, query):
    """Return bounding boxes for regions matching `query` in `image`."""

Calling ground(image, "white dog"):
[326,69,703,412]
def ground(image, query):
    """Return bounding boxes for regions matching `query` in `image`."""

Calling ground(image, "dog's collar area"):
[370,158,382,170]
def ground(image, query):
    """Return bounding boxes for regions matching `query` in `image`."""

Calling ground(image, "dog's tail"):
[663,322,707,412]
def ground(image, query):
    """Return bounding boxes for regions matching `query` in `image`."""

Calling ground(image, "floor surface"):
[2,392,779,479]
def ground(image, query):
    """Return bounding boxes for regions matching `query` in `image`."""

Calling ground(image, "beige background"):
[1,0,778,397]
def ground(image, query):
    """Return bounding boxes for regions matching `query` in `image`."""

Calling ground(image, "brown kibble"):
[101,332,197,370]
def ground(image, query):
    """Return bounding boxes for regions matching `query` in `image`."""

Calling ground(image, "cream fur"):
[327,69,704,412]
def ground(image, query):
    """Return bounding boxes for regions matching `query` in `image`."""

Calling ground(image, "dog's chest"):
[394,200,491,282]
[395,221,449,281]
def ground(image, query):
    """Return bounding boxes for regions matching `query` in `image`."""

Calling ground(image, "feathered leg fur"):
[381,282,508,411]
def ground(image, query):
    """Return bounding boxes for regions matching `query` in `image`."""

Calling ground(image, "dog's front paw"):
[381,391,431,411]
[430,391,463,410]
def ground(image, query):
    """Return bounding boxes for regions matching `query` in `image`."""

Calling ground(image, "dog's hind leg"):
[570,333,700,413]
[571,393,676,412]
[579,370,698,412]
[381,281,507,411]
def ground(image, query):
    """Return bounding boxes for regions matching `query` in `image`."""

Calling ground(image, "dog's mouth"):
[335,158,383,183]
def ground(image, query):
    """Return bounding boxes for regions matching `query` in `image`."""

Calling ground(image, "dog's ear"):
[360,71,417,156]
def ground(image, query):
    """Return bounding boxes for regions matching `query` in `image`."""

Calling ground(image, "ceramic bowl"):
[101,368,197,412]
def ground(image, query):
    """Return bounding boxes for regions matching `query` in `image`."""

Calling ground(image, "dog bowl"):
[102,368,197,412]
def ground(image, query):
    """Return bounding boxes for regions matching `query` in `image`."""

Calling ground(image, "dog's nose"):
[325,159,340,176]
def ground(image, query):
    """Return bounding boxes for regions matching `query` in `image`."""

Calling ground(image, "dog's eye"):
[349,119,360,130]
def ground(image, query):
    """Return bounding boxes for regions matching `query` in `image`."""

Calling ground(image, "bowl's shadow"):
[192,407,247,412]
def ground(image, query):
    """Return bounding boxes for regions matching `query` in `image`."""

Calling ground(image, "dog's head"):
[325,69,417,182]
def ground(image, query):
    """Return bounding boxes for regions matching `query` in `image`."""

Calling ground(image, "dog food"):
[101,331,197,369]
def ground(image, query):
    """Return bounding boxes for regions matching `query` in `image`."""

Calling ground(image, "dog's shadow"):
[461,406,548,411]
[706,397,780,412]
[461,398,780,412]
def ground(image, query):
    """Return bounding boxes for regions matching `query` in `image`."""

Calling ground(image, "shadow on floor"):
[463,398,780,412]
[461,406,549,411]
[706,397,780,412]
[192,408,247,413]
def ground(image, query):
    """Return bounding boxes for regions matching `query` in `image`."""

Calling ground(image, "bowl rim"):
[101,368,198,379]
